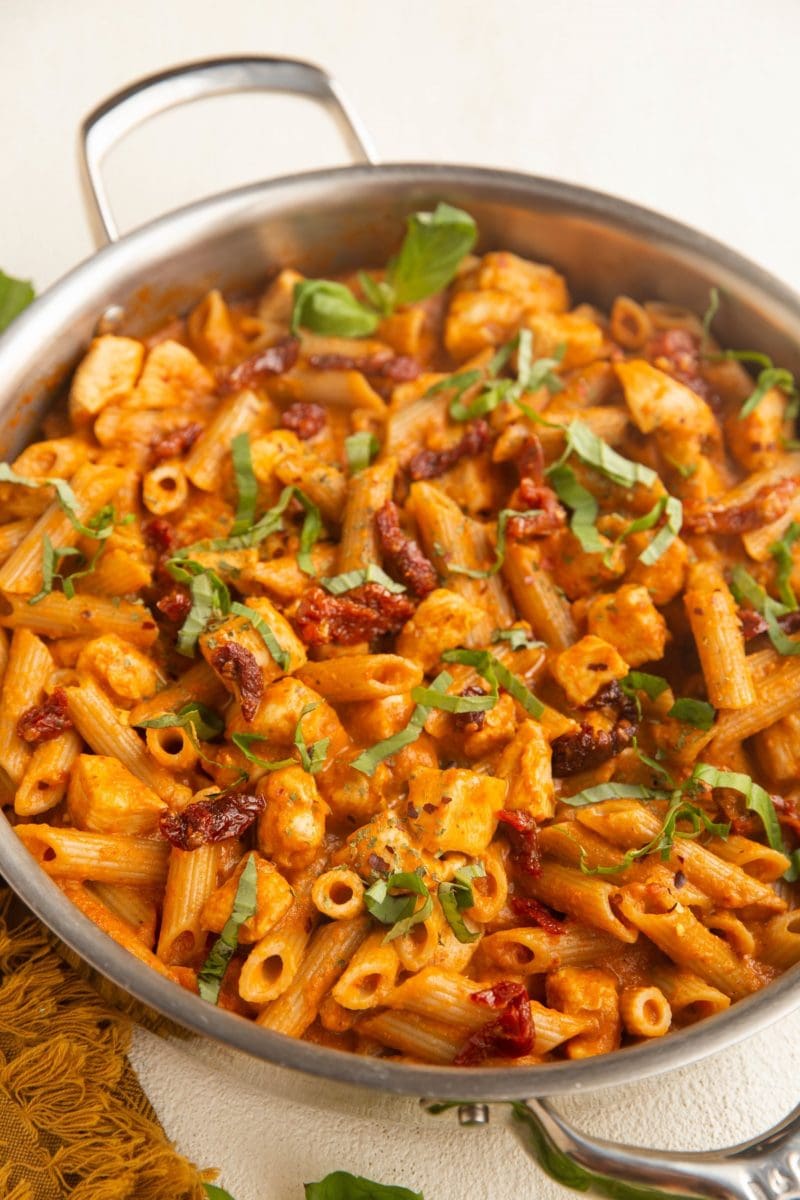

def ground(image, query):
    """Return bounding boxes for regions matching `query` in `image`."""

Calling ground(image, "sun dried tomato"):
[160,790,266,850]
[739,606,800,641]
[221,337,299,392]
[408,420,492,481]
[454,981,534,1065]
[149,421,203,465]
[307,351,421,382]
[210,643,264,721]
[497,810,542,877]
[143,517,177,557]
[294,583,415,646]
[17,688,72,744]
[156,586,192,623]
[582,679,639,725]
[646,329,713,403]
[280,402,326,440]
[510,895,564,936]
[375,500,438,598]
[452,684,488,732]
[684,478,798,536]
[506,481,566,539]
[551,720,635,777]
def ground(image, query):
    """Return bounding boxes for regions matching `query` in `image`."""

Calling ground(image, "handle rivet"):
[97,305,125,334]
[458,1103,490,1126]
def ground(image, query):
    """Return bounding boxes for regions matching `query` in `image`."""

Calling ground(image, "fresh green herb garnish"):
[730,565,800,657]
[561,782,665,807]
[448,507,540,578]
[577,796,729,876]
[29,538,82,605]
[620,671,670,701]
[0,270,35,333]
[350,670,451,776]
[439,862,485,943]
[770,521,800,611]
[547,463,603,554]
[410,674,496,713]
[294,702,330,774]
[638,495,683,565]
[549,419,657,489]
[202,1186,237,1200]
[291,280,379,337]
[198,854,258,1003]
[364,869,432,942]
[0,464,120,539]
[433,329,564,423]
[666,697,716,730]
[491,628,545,651]
[229,600,291,672]
[136,702,225,741]
[320,563,406,595]
[165,560,231,656]
[700,286,720,354]
[231,732,295,772]
[690,763,784,855]
[305,1171,423,1200]
[344,431,380,473]
[441,648,544,718]
[230,433,258,537]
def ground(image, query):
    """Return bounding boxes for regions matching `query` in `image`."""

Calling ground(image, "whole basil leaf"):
[292,280,379,337]
[305,1170,423,1199]
[0,270,35,333]
[203,1185,237,1200]
[388,203,477,305]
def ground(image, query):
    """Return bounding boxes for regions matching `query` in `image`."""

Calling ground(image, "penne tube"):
[684,561,754,710]
[502,541,576,650]
[0,629,53,786]
[546,966,621,1058]
[710,654,800,752]
[648,964,731,1025]
[280,367,387,415]
[128,660,229,727]
[311,868,365,920]
[15,824,170,886]
[338,456,397,573]
[144,725,199,773]
[757,910,800,970]
[619,986,671,1038]
[14,728,82,816]
[185,388,265,491]
[57,879,176,981]
[701,910,756,958]
[157,843,221,965]
[524,861,639,943]
[238,862,322,1005]
[90,882,159,948]
[332,931,400,1010]
[0,592,159,647]
[705,833,791,883]
[142,461,189,515]
[0,518,35,563]
[297,654,422,702]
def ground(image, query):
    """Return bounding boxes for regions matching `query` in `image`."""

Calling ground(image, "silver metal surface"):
[79,55,378,243]
[0,59,799,1190]
[516,1099,800,1200]
[458,1103,491,1127]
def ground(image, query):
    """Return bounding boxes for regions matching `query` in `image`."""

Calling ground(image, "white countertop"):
[3,1,800,1196]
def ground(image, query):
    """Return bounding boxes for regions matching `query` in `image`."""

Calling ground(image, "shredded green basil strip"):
[174,483,322,571]
[0,270,35,333]
[304,1171,424,1200]
[357,271,394,317]
[770,521,800,611]
[231,732,295,772]
[410,679,497,713]
[561,782,668,807]
[492,628,545,651]
[554,420,657,489]
[350,670,451,776]
[230,433,258,536]
[449,508,536,579]
[198,854,259,1003]
[608,497,667,567]
[667,697,715,730]
[425,368,481,400]
[320,563,406,595]
[691,762,785,857]
[344,431,380,473]
[294,702,330,774]
[700,286,720,354]
[0,464,119,540]
[364,869,433,942]
[547,463,603,554]
[620,671,670,701]
[449,378,508,422]
[388,203,477,306]
[740,366,798,419]
[633,742,676,787]
[29,538,82,605]
[291,279,379,337]
[638,495,683,565]
[578,798,729,877]
[136,702,225,742]
[441,648,544,718]
[167,564,230,657]
[730,565,800,657]
[229,601,291,672]
[292,490,323,576]
[439,862,484,943]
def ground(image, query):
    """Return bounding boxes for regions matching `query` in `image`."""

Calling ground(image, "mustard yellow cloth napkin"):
[0,885,209,1200]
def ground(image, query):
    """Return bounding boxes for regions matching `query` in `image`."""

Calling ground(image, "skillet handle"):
[79,55,378,245]
[511,1097,800,1200]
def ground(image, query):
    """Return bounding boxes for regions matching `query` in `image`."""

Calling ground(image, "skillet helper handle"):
[513,1097,800,1200]
[79,55,378,245]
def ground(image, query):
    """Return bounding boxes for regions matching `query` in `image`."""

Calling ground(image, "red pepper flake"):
[160,789,266,850]
[408,420,492,481]
[375,500,437,598]
[294,583,415,646]
[497,810,542,877]
[210,643,264,721]
[221,337,300,393]
[280,402,326,440]
[156,586,192,623]
[454,981,534,1065]
[510,895,564,936]
[16,688,73,744]
[149,421,203,465]
[307,351,421,382]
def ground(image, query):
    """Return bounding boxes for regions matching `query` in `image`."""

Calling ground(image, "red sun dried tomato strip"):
[210,643,264,721]
[506,480,566,540]
[280,402,326,440]
[739,607,800,642]
[453,684,488,732]
[510,895,565,936]
[307,351,421,382]
[17,688,73,745]
[683,478,798,536]
[550,720,636,778]
[497,810,542,878]
[221,336,299,393]
[156,586,192,623]
[375,500,438,598]
[160,790,266,851]
[408,419,492,481]
[143,517,178,557]
[294,583,415,646]
[149,421,203,465]
[454,981,534,1066]
[645,329,713,403]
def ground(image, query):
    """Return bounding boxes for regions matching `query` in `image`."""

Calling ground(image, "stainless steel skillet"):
[0,55,799,1198]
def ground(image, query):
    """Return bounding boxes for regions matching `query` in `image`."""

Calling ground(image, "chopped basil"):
[230,433,258,537]
[344,431,380,473]
[294,702,330,774]
[410,675,496,713]
[547,463,603,554]
[166,560,231,656]
[667,697,715,730]
[350,670,451,776]
[305,1172,423,1200]
[638,495,683,565]
[169,484,321,571]
[320,563,406,595]
[621,671,669,701]
[198,854,258,1003]
[632,742,676,787]
[690,762,783,851]
[491,628,545,651]
[604,496,667,567]
[0,270,34,333]
[710,345,798,419]
[229,601,290,672]
[700,286,720,353]
[29,537,82,605]
[770,521,800,610]
[388,202,477,306]
[291,280,379,337]
[730,565,800,656]
[449,507,537,578]
[439,862,485,943]
[433,330,564,423]
[231,732,295,772]
[136,702,225,741]
[551,420,657,490]
[441,648,544,718]
[561,782,666,807]
[357,271,394,317]
[364,869,432,942]
[0,464,119,539]
[577,797,729,876]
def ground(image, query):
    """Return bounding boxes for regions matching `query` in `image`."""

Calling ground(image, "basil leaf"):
[230,433,258,536]
[174,485,300,556]
[690,762,785,855]
[294,702,330,774]
[229,601,291,672]
[410,677,497,713]
[632,742,676,788]
[517,334,565,396]
[425,369,482,400]
[739,366,797,419]
[388,202,477,306]
[492,628,545,651]
[577,797,729,877]
[439,862,485,943]
[700,286,720,354]
[350,670,451,776]
[166,563,231,657]
[29,538,83,606]
[449,377,509,422]
[667,698,715,730]
[0,270,35,333]
[305,1172,423,1200]
[231,731,295,772]
[291,280,379,337]
[320,563,406,595]
[357,271,394,317]
[638,495,683,565]
[770,521,800,611]
[345,431,380,473]
[561,782,669,807]
[203,1186,237,1200]
[364,869,432,942]
[441,648,544,718]
[293,490,323,576]
[136,702,225,742]
[730,565,800,657]
[620,671,669,701]
[198,854,258,1003]
[0,464,118,539]
[552,420,657,490]
[449,508,536,579]
[547,463,603,554]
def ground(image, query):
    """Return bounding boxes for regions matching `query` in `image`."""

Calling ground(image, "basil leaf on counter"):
[350,670,451,776]
[230,601,291,672]
[667,698,716,730]
[198,854,258,1003]
[0,270,34,333]
[203,1185,237,1200]
[388,202,477,306]
[439,862,485,943]
[364,869,433,942]
[230,433,258,536]
[770,521,800,610]
[344,431,380,473]
[441,648,544,718]
[547,463,603,554]
[305,1172,423,1200]
[136,701,225,742]
[320,563,406,595]
[291,280,379,337]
